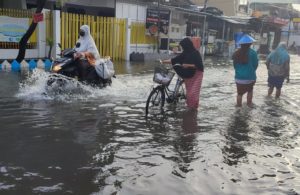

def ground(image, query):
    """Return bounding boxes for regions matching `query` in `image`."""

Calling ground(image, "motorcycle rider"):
[73,25,102,84]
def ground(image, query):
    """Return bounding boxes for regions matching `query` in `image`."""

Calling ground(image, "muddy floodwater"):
[0,56,300,195]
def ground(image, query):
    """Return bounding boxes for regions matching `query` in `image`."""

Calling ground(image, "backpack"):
[95,59,115,79]
[269,63,285,77]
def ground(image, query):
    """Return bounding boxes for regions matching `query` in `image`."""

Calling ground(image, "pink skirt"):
[184,70,204,109]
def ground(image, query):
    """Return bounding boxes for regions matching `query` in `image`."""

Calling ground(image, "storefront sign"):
[146,9,170,36]
[293,18,300,23]
[268,17,289,25]
[0,16,29,42]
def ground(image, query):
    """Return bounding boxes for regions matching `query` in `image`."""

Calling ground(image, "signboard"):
[268,17,289,26]
[146,8,170,36]
[293,18,300,23]
[0,16,29,42]
[33,13,44,23]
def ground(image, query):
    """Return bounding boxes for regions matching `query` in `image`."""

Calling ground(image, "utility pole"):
[287,16,292,46]
[157,0,160,53]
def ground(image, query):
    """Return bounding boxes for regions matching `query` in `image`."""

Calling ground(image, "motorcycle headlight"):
[53,65,62,72]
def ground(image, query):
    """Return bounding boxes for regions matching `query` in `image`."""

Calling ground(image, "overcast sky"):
[293,4,300,11]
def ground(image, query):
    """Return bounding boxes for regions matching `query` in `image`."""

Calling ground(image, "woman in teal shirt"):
[232,34,258,107]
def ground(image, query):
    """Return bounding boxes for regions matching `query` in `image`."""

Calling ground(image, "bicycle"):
[145,63,186,116]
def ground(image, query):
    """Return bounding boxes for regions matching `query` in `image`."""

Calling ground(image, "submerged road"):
[0,56,300,194]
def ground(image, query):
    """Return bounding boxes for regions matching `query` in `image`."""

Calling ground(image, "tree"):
[46,37,54,59]
[16,0,47,62]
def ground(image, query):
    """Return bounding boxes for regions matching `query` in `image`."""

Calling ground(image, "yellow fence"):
[45,11,53,45]
[0,8,37,49]
[131,22,156,44]
[61,12,126,61]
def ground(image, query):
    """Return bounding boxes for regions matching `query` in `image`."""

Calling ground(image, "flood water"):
[0,56,300,195]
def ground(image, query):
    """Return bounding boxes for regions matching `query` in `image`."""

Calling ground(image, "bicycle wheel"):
[145,86,165,116]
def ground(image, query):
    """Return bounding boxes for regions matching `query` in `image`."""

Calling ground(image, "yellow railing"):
[0,8,37,49]
[131,22,156,44]
[61,12,126,61]
[45,11,53,45]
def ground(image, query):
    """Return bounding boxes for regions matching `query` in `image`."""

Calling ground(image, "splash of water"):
[16,69,153,102]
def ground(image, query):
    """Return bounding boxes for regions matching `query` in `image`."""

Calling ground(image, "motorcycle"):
[47,48,112,89]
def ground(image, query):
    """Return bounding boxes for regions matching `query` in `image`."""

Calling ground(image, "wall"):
[0,49,38,60]
[289,35,300,46]
[169,23,187,40]
[169,11,187,40]
[116,2,147,22]
[0,10,49,60]
[116,2,152,54]
[116,2,188,54]
[0,0,26,9]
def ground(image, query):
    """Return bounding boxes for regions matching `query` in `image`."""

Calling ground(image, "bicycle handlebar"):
[156,59,173,71]
[156,59,163,64]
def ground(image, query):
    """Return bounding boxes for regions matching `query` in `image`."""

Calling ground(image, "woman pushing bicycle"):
[162,37,204,110]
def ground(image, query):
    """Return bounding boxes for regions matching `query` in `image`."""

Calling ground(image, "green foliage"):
[56,0,68,8]
[46,37,54,46]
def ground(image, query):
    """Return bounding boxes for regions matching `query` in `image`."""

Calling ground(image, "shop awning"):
[215,16,252,25]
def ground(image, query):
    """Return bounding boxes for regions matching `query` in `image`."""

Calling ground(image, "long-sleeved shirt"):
[233,48,258,81]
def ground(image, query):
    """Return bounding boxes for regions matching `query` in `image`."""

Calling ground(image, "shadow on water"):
[222,110,250,166]
[260,98,284,138]
[0,100,100,194]
[1,55,300,194]
[145,109,199,178]
[172,110,198,177]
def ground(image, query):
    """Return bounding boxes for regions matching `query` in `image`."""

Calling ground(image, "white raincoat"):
[75,25,101,64]
[75,25,115,79]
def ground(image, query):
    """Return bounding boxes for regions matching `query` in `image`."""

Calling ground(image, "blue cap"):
[237,34,256,45]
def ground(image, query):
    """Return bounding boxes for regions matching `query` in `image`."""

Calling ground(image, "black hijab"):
[180,38,196,53]
[171,38,204,77]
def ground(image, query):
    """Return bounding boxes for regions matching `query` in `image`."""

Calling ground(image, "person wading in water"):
[232,34,259,107]
[162,37,204,110]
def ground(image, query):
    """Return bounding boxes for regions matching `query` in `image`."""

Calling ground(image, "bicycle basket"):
[153,66,175,85]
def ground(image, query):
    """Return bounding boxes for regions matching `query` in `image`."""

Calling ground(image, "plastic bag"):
[95,59,115,79]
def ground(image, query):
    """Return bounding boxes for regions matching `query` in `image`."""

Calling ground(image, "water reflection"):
[260,98,284,138]
[1,56,300,194]
[172,110,198,177]
[222,110,250,166]
[0,100,98,194]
